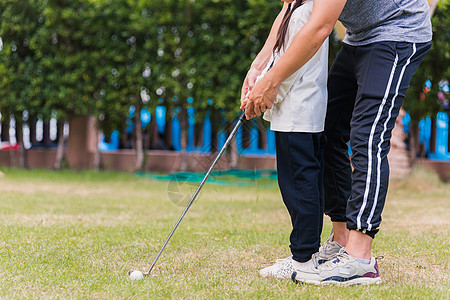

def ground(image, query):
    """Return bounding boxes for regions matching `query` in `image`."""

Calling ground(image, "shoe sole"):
[292,272,382,286]
[260,273,293,279]
[260,270,293,279]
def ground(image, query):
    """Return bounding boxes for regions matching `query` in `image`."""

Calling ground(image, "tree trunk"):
[430,115,436,154]
[147,114,158,149]
[1,114,10,142]
[56,120,63,145]
[92,126,101,171]
[409,122,419,166]
[42,120,52,146]
[15,117,26,168]
[179,108,188,171]
[135,100,144,171]
[29,115,37,146]
[54,121,66,170]
[120,125,129,149]
[164,118,173,150]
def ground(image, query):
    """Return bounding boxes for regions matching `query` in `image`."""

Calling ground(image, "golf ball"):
[129,270,144,281]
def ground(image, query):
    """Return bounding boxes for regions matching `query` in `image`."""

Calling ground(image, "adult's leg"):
[324,43,358,246]
[275,131,324,262]
[347,41,432,258]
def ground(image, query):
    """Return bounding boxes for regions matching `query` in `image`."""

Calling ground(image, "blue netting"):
[136,169,277,186]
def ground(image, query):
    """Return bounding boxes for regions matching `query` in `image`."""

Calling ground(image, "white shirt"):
[261,0,328,133]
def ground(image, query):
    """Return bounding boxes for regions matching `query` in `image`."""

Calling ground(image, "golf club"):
[129,110,246,280]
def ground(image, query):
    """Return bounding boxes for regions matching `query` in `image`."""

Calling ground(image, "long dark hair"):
[273,1,304,54]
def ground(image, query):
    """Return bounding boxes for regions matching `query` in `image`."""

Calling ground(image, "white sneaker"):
[259,256,296,279]
[316,231,343,264]
[260,231,342,279]
[292,255,320,273]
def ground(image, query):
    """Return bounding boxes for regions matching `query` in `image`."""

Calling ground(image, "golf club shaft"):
[145,111,246,275]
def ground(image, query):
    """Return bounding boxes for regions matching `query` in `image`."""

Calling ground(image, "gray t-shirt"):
[339,0,432,45]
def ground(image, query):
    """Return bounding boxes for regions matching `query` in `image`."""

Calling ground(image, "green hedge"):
[0,0,281,134]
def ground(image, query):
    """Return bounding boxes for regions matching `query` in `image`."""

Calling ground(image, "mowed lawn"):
[0,167,448,299]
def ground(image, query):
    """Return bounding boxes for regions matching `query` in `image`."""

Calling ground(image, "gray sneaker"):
[259,256,295,279]
[292,248,382,286]
[316,231,343,264]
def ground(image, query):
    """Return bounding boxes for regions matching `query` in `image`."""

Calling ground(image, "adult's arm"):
[243,0,347,119]
[239,2,290,107]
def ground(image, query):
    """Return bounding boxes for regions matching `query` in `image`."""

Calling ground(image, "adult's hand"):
[242,71,279,120]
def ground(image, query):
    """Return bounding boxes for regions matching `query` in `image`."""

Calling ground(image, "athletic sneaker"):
[259,233,342,279]
[259,255,319,279]
[316,231,343,264]
[292,248,382,286]
[259,256,296,279]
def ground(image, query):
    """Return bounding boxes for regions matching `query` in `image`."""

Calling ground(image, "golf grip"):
[145,111,246,275]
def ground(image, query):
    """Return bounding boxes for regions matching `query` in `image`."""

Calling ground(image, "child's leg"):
[275,131,324,263]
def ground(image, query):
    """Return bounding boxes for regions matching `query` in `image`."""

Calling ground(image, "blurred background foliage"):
[0,0,447,142]
[404,0,450,123]
[0,0,282,136]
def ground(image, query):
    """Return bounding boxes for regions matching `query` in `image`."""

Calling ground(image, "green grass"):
[0,167,448,299]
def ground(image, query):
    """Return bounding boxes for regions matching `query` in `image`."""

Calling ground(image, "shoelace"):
[310,252,320,268]
[321,241,336,252]
[318,230,334,252]
[318,249,350,270]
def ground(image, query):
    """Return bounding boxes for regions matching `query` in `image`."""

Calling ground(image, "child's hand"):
[240,68,260,107]
[240,91,251,110]
[243,100,257,120]
[241,91,258,120]
[244,73,278,120]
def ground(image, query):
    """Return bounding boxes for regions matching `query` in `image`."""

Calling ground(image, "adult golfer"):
[242,0,432,285]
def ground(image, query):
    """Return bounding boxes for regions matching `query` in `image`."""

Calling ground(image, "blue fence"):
[99,107,450,161]
[418,112,450,160]
[99,106,276,156]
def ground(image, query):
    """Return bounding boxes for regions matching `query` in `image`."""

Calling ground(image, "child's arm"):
[244,0,347,119]
[275,5,328,105]
[240,2,290,107]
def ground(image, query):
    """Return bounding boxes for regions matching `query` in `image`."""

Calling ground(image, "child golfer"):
[241,0,340,278]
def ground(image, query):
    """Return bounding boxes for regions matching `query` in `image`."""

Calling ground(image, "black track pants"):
[324,41,431,238]
[275,131,325,262]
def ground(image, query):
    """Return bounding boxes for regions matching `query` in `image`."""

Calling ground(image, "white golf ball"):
[129,270,144,281]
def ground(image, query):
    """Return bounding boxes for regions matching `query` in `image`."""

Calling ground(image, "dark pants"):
[275,131,325,262]
[324,41,432,238]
